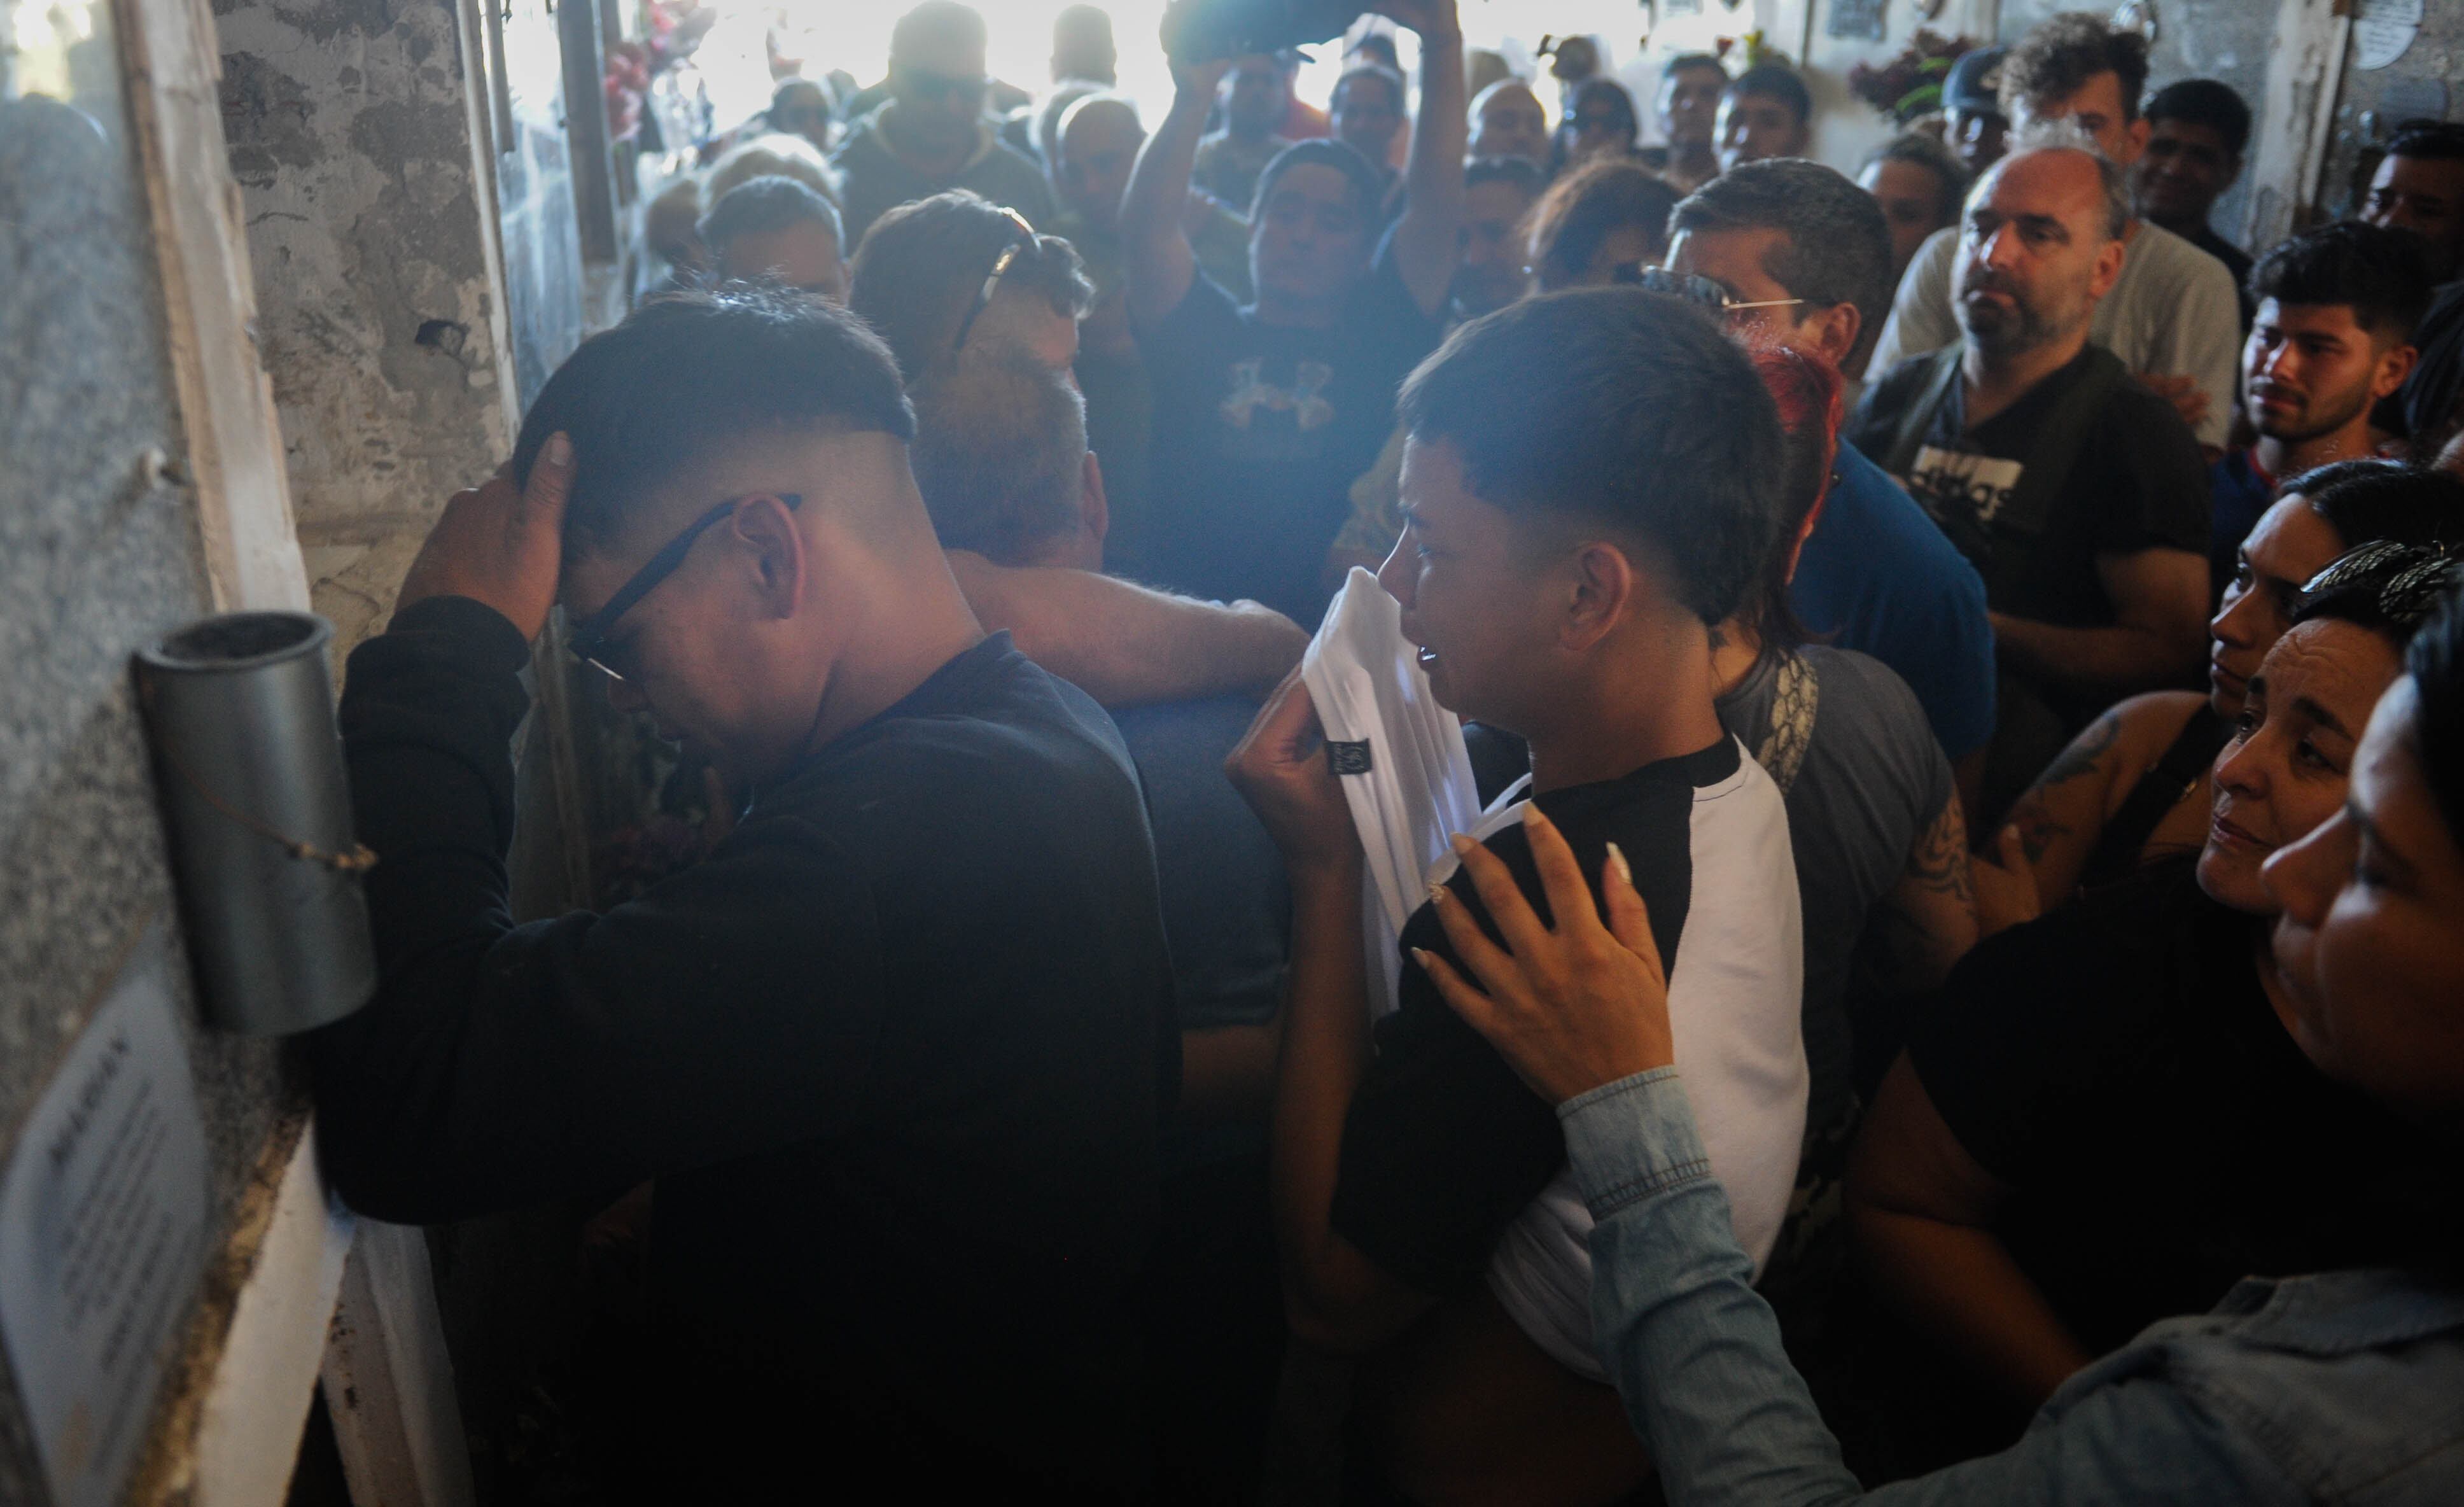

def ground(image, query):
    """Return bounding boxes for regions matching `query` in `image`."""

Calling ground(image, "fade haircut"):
[1526,157,1682,286]
[2001,11,2150,122]
[2005,121,2130,240]
[1672,158,1895,365]
[909,340,1088,561]
[699,175,844,260]
[1397,288,1786,626]
[2286,459,2464,555]
[1861,130,1971,225]
[846,190,1093,386]
[1726,63,1811,127]
[512,288,914,553]
[2146,78,2251,158]
[2250,222,2435,343]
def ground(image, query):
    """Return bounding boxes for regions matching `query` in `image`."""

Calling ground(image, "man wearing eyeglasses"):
[307,290,1177,1496]
[830,1,1054,251]
[1123,0,1467,629]
[1666,159,1999,816]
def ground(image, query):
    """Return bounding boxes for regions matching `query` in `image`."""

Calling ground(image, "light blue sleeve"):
[1562,1070,2307,1507]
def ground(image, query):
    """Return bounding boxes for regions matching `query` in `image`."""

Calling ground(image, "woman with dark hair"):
[1413,566,2464,1503]
[1522,155,1681,293]
[1976,459,2464,932]
[1554,76,1641,171]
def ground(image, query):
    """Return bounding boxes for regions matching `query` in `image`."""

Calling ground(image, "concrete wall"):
[0,5,293,1501]
[2319,4,2463,221]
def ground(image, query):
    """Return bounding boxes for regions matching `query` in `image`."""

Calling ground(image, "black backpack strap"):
[1882,346,1966,479]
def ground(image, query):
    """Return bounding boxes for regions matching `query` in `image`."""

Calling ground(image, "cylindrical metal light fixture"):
[135,612,377,1035]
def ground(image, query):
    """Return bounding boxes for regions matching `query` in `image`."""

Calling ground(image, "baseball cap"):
[1943,46,2008,118]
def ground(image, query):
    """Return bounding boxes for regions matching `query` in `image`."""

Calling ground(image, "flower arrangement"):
[1847,30,1980,125]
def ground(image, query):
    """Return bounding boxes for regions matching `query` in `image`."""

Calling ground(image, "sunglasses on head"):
[568,491,803,683]
[952,206,1037,354]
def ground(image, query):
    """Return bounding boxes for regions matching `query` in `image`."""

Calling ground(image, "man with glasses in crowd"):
[830,1,1054,248]
[307,288,1179,1496]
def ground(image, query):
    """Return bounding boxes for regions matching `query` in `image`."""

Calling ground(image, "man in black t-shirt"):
[1121,3,1467,627]
[308,291,1176,1496]
[2134,80,2255,330]
[1846,137,2209,816]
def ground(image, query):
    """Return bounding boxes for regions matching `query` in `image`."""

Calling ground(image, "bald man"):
[1468,80,1550,171]
[1847,138,2211,816]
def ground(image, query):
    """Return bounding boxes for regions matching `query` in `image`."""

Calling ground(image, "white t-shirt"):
[1473,743,1807,1382]
[1867,220,2242,448]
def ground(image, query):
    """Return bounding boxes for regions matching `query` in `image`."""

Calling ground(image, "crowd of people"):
[309,1,2464,1499]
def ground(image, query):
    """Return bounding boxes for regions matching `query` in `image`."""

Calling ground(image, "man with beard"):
[1847,136,2209,821]
[830,2,1055,247]
[2211,224,2431,591]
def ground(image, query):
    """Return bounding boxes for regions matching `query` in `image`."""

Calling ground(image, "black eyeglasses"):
[951,206,1037,354]
[568,491,802,682]
[1613,264,1807,322]
[898,64,991,106]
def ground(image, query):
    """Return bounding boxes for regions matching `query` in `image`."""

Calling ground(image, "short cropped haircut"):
[909,340,1087,561]
[1672,158,1895,365]
[2006,122,2130,240]
[2285,459,2464,555]
[1397,288,1785,626]
[1334,64,1406,116]
[2387,120,2464,163]
[2001,11,2150,122]
[2407,577,2464,839]
[1526,157,1682,288]
[2145,78,2251,158]
[2249,222,2435,343]
[706,134,837,206]
[1253,137,1388,223]
[1726,64,1811,127]
[512,288,914,552]
[890,0,984,61]
[1662,52,1729,87]
[1465,154,1547,197]
[699,176,844,260]
[1861,131,1971,226]
[846,191,1093,386]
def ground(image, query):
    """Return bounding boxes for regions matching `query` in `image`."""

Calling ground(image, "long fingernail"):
[545,432,573,466]
[1427,882,1450,908]
[1448,833,1474,856]
[1520,803,1546,828]
[1410,947,1434,970]
[1606,841,1632,887]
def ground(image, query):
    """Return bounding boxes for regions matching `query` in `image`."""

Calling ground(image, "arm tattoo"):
[2003,712,2120,862]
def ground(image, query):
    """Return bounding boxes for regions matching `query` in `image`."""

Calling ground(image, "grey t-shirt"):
[1868,220,2241,447]
[1718,645,1951,1135]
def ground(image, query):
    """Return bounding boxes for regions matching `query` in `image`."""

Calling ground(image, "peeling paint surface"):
[213,0,517,653]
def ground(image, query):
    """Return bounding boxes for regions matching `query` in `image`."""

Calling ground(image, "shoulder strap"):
[2079,702,2229,889]
[1882,346,1967,478]
[1751,652,1819,797]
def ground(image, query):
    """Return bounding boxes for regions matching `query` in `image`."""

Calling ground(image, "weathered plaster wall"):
[1998,0,2278,249]
[0,18,291,1504]
[2320,6,2463,221]
[213,0,517,654]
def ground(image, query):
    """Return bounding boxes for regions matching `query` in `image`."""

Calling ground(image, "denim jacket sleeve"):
[1560,1069,2307,1507]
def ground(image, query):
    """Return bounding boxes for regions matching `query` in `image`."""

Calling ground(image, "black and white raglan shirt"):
[1329,735,1807,1380]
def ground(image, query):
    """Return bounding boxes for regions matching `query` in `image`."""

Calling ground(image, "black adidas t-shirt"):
[1845,344,2210,631]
